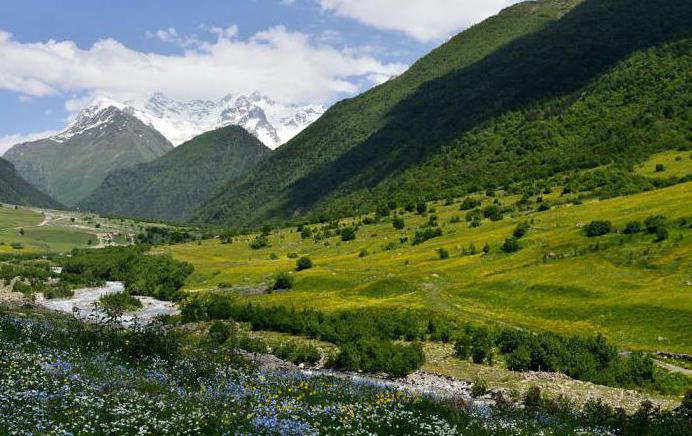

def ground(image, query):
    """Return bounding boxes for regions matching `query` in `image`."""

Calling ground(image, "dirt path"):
[654,360,692,376]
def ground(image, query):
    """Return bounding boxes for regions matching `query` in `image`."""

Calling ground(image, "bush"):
[482,205,503,221]
[274,341,321,366]
[644,215,667,234]
[272,272,294,290]
[655,164,665,172]
[98,292,143,313]
[416,203,428,215]
[296,257,313,271]
[623,221,642,234]
[471,378,488,398]
[460,197,481,211]
[524,386,542,409]
[513,222,531,239]
[537,203,551,212]
[358,249,368,258]
[412,228,443,245]
[340,227,357,242]
[655,227,669,242]
[585,220,612,237]
[506,345,532,371]
[392,217,406,230]
[249,234,270,249]
[501,237,520,253]
[437,248,450,259]
[300,227,313,239]
[333,339,425,377]
[208,321,233,345]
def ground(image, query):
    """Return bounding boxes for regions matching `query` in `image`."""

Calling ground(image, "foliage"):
[340,227,357,242]
[97,292,143,313]
[295,256,313,271]
[585,220,612,237]
[412,227,443,245]
[501,237,521,253]
[272,272,294,291]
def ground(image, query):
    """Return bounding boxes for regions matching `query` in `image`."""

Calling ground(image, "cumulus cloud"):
[0,130,61,155]
[0,26,407,110]
[318,0,521,42]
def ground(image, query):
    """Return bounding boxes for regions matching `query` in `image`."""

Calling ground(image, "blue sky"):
[0,0,519,151]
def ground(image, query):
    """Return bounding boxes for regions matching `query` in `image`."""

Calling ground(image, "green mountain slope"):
[77,126,270,222]
[0,158,63,209]
[193,0,692,227]
[4,107,173,206]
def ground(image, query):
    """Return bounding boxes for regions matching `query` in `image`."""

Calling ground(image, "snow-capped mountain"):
[64,92,325,149]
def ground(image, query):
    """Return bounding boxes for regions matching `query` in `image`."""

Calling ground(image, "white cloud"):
[0,26,407,111]
[0,130,60,156]
[318,0,521,42]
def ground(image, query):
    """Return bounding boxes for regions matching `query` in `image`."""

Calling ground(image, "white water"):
[37,281,179,325]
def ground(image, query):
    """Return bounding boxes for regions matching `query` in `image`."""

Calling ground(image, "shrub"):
[340,227,357,242]
[506,345,532,371]
[274,341,321,366]
[416,203,428,215]
[585,220,612,237]
[272,272,294,290]
[437,248,450,259]
[287,252,299,259]
[460,197,481,211]
[537,203,551,212]
[524,386,542,409]
[655,227,669,242]
[513,222,531,239]
[655,164,665,172]
[296,257,313,271]
[300,227,313,239]
[208,321,233,345]
[412,228,443,245]
[501,237,520,253]
[471,378,488,398]
[644,215,667,234]
[623,221,642,234]
[482,205,503,221]
[358,249,368,258]
[249,234,270,249]
[98,292,143,313]
[392,217,406,230]
[482,243,491,254]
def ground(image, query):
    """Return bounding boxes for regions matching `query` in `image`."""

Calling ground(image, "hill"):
[78,126,270,222]
[0,158,62,209]
[4,106,173,206]
[192,0,692,227]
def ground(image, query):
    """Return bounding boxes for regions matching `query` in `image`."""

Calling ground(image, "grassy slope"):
[78,126,270,222]
[192,0,582,226]
[168,179,692,354]
[0,206,149,254]
[193,0,692,227]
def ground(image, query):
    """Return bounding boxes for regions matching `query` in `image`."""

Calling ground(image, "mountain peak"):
[68,92,325,149]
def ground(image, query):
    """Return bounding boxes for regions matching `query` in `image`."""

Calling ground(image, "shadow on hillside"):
[282,0,692,212]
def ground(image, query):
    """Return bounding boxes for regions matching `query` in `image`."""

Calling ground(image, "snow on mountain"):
[58,93,325,149]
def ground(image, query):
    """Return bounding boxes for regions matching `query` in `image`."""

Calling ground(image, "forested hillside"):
[0,158,62,209]
[78,126,270,222]
[193,0,692,227]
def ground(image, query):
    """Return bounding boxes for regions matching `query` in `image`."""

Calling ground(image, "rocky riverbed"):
[37,281,179,325]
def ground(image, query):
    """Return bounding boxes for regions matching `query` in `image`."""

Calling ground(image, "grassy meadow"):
[167,180,692,354]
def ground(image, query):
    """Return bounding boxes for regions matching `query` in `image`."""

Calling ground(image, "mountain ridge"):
[4,107,173,206]
[77,125,270,222]
[0,158,63,209]
[192,0,692,227]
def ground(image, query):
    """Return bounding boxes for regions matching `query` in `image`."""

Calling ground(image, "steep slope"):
[193,0,692,227]
[4,107,173,206]
[77,126,270,222]
[0,158,62,209]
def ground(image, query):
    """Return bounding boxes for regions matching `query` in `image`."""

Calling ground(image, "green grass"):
[0,206,43,230]
[168,182,692,354]
[635,150,692,178]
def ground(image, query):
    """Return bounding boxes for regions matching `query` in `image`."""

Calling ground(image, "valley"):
[1,0,691,433]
